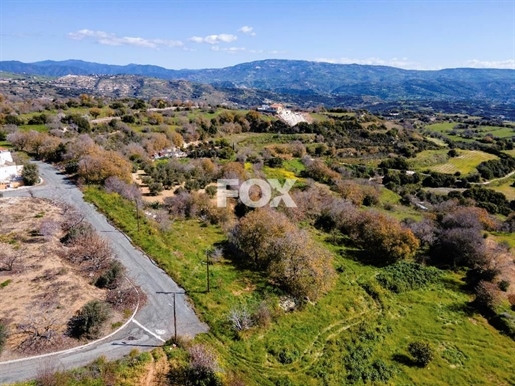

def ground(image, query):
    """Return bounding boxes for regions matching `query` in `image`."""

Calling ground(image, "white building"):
[0,149,23,184]
[0,150,13,165]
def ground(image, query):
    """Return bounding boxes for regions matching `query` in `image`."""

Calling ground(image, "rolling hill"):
[1,59,514,103]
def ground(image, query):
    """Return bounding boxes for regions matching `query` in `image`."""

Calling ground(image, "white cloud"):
[239,26,256,36]
[314,57,420,69]
[189,34,237,44]
[67,29,183,49]
[189,36,204,44]
[466,59,515,69]
[211,46,246,54]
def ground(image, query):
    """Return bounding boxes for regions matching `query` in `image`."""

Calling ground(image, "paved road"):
[0,162,208,384]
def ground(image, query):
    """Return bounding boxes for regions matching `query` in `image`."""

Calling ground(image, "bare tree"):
[40,219,61,241]
[60,206,86,233]
[16,313,61,354]
[228,306,253,331]
[188,344,218,371]
[0,249,19,272]
[65,231,113,274]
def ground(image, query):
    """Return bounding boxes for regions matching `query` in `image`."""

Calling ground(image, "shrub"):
[95,260,124,289]
[408,341,433,367]
[376,262,441,293]
[149,182,164,196]
[473,281,501,313]
[0,321,8,354]
[253,301,272,328]
[346,210,420,264]
[498,280,510,292]
[22,162,39,186]
[205,185,217,198]
[68,300,111,339]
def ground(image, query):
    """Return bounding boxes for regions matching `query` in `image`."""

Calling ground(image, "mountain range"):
[1,59,515,118]
[1,59,514,103]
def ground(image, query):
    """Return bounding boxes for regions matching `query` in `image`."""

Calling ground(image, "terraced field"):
[410,149,498,175]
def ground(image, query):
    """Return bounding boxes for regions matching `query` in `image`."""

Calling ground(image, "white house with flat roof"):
[0,149,23,184]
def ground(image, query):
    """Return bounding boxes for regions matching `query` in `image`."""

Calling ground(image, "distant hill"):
[1,59,514,103]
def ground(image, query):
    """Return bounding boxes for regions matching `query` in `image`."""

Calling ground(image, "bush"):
[498,280,510,292]
[149,182,164,196]
[376,262,441,293]
[95,260,124,289]
[473,281,501,314]
[205,185,217,198]
[0,321,8,354]
[408,341,434,367]
[68,300,111,339]
[22,162,39,186]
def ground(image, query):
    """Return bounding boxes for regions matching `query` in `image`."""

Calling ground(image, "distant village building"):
[152,147,187,160]
[257,103,284,114]
[0,149,23,187]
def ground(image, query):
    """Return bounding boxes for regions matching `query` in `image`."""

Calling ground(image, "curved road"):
[0,162,208,384]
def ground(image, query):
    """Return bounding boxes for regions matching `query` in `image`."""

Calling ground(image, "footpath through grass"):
[84,187,515,385]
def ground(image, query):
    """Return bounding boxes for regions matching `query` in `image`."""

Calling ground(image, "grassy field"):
[18,124,49,133]
[479,126,515,138]
[425,122,515,143]
[425,137,448,147]
[83,187,515,385]
[410,149,498,175]
[425,123,474,143]
[229,133,315,150]
[489,176,515,200]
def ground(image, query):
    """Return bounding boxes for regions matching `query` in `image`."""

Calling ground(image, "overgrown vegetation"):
[2,95,515,385]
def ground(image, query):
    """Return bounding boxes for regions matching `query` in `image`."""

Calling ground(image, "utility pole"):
[173,292,177,341]
[171,291,185,341]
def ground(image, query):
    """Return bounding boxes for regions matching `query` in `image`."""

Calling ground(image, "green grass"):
[0,141,11,149]
[491,232,515,249]
[18,124,48,133]
[425,136,448,147]
[228,133,315,150]
[83,187,515,385]
[425,123,475,143]
[425,123,515,143]
[14,349,154,386]
[410,149,498,175]
[283,158,305,175]
[0,279,11,288]
[479,126,515,138]
[409,149,449,170]
[489,176,515,200]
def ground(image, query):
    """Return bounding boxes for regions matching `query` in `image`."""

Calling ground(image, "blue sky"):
[0,0,513,70]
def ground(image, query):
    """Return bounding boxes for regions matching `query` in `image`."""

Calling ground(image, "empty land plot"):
[478,126,515,138]
[490,179,515,200]
[423,150,497,175]
[409,149,449,170]
[0,197,123,359]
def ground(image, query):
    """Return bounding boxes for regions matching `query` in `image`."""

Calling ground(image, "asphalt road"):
[0,162,208,384]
